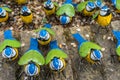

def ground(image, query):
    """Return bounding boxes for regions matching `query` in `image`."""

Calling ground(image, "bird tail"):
[44,23,52,28]
[112,30,120,41]
[72,33,87,45]
[28,38,41,53]
[50,40,59,49]
[64,0,77,7]
[4,30,15,40]
[64,0,72,4]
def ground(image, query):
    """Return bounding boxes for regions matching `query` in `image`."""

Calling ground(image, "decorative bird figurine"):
[112,30,120,60]
[43,0,58,16]
[18,38,45,76]
[77,1,96,17]
[111,0,120,13]
[20,6,33,24]
[56,0,75,25]
[96,5,112,27]
[46,40,68,72]
[15,0,27,5]
[0,30,21,61]
[0,8,9,22]
[35,23,55,45]
[72,33,102,64]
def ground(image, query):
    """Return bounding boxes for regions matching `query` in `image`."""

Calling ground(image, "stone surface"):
[0,0,120,80]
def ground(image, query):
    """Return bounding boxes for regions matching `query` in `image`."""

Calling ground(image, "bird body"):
[16,0,27,4]
[20,6,33,24]
[82,1,96,17]
[37,24,55,45]
[56,0,75,25]
[18,38,45,76]
[44,4,56,15]
[111,0,120,13]
[43,0,57,16]
[72,33,102,64]
[96,5,112,27]
[0,30,21,61]
[96,13,112,27]
[46,40,67,72]
[21,13,33,24]
[112,30,120,59]
[83,8,95,16]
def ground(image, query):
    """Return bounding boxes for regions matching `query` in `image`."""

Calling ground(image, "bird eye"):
[59,59,64,69]
[49,3,54,9]
[10,48,16,57]
[0,10,6,16]
[50,61,56,70]
[66,17,70,24]
[44,33,50,40]
[100,10,107,16]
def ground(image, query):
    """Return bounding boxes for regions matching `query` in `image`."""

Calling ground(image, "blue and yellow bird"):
[15,0,27,5]
[83,1,96,16]
[0,30,21,61]
[77,1,96,17]
[36,23,55,45]
[112,30,120,61]
[46,40,68,72]
[111,0,120,13]
[96,5,112,27]
[0,8,9,22]
[43,0,57,16]
[73,33,102,64]
[20,6,33,24]
[56,0,75,25]
[18,38,45,76]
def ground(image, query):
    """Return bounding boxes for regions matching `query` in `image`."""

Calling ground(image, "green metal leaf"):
[116,0,120,10]
[46,49,68,64]
[56,4,75,17]
[92,11,99,19]
[53,2,59,7]
[18,50,45,65]
[1,6,12,12]
[41,27,55,35]
[0,39,21,52]
[116,46,120,56]
[35,27,55,36]
[77,1,88,12]
[79,42,102,57]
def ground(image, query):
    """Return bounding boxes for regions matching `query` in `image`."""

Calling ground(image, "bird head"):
[90,50,103,61]
[21,6,31,16]
[2,47,16,59]
[0,8,6,17]
[86,2,96,12]
[60,15,70,25]
[95,0,103,8]
[38,30,50,41]
[25,63,39,76]
[44,0,54,10]
[50,57,63,71]
[100,5,111,16]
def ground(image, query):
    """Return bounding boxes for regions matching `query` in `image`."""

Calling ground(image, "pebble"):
[103,35,106,40]
[76,28,81,32]
[107,36,111,40]
[85,34,89,38]
[71,43,77,48]
[9,27,13,30]
[21,43,25,47]
[101,48,105,51]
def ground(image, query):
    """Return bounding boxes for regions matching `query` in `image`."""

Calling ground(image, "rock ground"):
[0,0,120,80]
